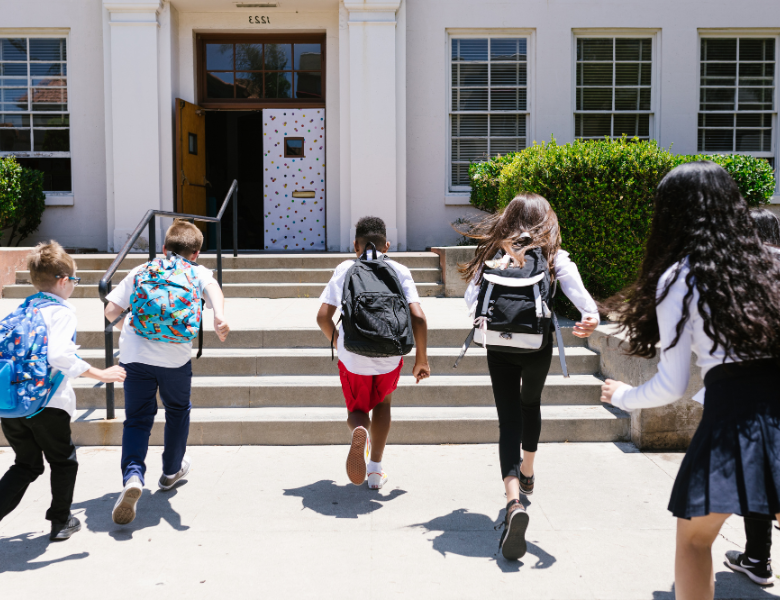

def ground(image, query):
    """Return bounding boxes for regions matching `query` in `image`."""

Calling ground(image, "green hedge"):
[467,138,776,315]
[0,156,46,246]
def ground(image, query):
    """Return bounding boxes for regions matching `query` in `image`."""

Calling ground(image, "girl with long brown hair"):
[460,193,600,560]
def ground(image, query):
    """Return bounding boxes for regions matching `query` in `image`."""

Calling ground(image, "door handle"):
[292,190,315,198]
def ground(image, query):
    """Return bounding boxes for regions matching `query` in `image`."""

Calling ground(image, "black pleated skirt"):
[668,359,780,519]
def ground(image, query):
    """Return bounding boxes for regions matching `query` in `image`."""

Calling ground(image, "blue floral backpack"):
[0,293,71,418]
[128,254,203,351]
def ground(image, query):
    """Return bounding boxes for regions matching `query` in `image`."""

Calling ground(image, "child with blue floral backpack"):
[0,242,126,541]
[105,220,229,525]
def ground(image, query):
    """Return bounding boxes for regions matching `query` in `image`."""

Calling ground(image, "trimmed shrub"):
[483,138,775,315]
[468,153,517,213]
[0,156,46,246]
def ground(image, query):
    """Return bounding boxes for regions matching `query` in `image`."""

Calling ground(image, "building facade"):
[1,0,778,252]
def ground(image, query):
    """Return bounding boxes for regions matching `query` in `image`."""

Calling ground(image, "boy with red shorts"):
[317,217,430,489]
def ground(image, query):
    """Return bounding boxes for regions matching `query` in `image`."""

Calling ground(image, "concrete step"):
[79,346,599,376]
[66,252,442,270]
[17,268,443,286]
[73,374,605,408]
[3,282,444,299]
[44,404,629,446]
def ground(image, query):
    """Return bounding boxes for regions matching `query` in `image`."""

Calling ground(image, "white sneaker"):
[158,454,191,491]
[346,427,370,485]
[368,470,388,489]
[112,476,143,525]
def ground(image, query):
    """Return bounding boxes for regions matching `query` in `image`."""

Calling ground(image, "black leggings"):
[487,338,553,480]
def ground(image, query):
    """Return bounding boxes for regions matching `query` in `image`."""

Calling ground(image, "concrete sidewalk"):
[1,443,777,599]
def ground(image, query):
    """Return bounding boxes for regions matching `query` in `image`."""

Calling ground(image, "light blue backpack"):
[0,293,70,418]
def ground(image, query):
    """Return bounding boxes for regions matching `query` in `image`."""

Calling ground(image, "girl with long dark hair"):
[460,193,599,560]
[600,161,780,599]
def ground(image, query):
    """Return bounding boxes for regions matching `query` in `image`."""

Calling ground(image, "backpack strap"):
[196,300,205,359]
[551,311,569,378]
[361,241,379,261]
[331,314,342,361]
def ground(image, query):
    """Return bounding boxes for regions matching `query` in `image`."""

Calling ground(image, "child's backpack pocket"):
[0,359,15,411]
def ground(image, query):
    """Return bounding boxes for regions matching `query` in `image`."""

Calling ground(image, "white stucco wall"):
[0,0,108,250]
[404,0,780,250]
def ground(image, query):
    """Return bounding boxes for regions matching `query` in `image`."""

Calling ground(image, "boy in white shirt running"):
[105,220,229,525]
[317,217,430,489]
[0,242,126,541]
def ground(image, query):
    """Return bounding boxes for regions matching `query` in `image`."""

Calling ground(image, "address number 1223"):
[249,15,270,24]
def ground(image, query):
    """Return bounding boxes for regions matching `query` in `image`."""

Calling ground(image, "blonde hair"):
[28,241,76,291]
[164,219,203,257]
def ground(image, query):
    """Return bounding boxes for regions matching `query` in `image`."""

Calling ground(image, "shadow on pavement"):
[0,531,88,572]
[411,504,557,574]
[283,479,406,519]
[71,482,189,540]
[653,569,778,599]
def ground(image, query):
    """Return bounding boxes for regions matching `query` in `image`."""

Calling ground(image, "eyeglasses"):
[56,275,81,286]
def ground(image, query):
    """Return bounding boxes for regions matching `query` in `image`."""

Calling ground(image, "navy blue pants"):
[120,361,192,486]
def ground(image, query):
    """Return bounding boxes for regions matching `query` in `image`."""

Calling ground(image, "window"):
[699,37,776,166]
[450,37,528,190]
[0,37,70,191]
[284,137,304,157]
[202,41,322,102]
[574,37,653,140]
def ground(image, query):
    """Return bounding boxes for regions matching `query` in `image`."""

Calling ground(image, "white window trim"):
[697,30,779,190]
[0,31,72,195]
[571,29,661,142]
[445,29,535,197]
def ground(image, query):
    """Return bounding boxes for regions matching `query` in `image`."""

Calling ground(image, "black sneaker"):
[724,550,773,586]
[498,500,529,560]
[50,515,81,541]
[519,472,535,495]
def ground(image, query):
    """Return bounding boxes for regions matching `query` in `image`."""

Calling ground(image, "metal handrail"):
[97,179,239,419]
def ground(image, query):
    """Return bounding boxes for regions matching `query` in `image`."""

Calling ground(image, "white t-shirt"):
[106,263,216,369]
[38,293,91,417]
[319,254,420,376]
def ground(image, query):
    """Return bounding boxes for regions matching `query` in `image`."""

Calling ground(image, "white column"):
[103,1,163,252]
[343,0,403,250]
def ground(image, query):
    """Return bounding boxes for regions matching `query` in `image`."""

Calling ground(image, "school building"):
[1,0,779,252]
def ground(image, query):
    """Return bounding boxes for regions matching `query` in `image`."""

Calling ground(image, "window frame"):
[697,30,779,174]
[571,29,661,142]
[0,32,72,199]
[446,30,535,195]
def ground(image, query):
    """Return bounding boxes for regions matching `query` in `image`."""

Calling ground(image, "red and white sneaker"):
[368,470,388,489]
[346,426,370,485]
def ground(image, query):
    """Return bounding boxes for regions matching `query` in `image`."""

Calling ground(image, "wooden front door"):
[175,99,207,230]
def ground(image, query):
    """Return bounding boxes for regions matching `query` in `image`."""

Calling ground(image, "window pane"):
[264,44,291,70]
[453,39,488,61]
[739,38,773,61]
[615,39,646,62]
[700,87,735,111]
[491,138,525,156]
[578,39,612,61]
[265,71,292,99]
[294,72,322,99]
[699,128,733,151]
[32,87,66,104]
[736,129,765,151]
[452,114,488,137]
[615,63,641,86]
[0,39,27,61]
[490,114,525,137]
[294,44,321,70]
[15,157,71,191]
[581,63,612,85]
[0,127,30,151]
[206,71,234,98]
[451,163,471,186]
[1,87,28,104]
[639,88,651,111]
[206,43,233,70]
[614,114,640,136]
[701,62,736,86]
[452,138,487,161]
[0,77,26,87]
[31,77,66,87]
[235,44,263,70]
[700,113,733,127]
[1,114,30,126]
[0,63,27,76]
[491,38,526,61]
[701,39,736,61]
[736,113,769,127]
[738,87,773,111]
[29,39,66,62]
[33,128,68,151]
[30,63,65,76]
[491,88,526,111]
[235,72,263,98]
[456,88,488,111]
[579,88,612,110]
[456,64,488,87]
[578,114,611,137]
[615,88,639,110]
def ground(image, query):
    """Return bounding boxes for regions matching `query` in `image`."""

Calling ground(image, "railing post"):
[233,182,238,258]
[104,280,115,420]
[149,215,156,259]
[216,219,223,287]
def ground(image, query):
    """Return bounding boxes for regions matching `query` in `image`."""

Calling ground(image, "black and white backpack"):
[454,246,569,376]
[333,243,415,359]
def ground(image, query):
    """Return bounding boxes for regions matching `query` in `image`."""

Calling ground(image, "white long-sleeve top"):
[464,249,600,321]
[38,293,91,417]
[611,259,738,412]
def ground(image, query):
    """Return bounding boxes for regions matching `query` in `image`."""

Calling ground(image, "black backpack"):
[333,243,415,359]
[454,247,569,376]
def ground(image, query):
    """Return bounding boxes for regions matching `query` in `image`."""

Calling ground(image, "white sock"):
[367,460,382,474]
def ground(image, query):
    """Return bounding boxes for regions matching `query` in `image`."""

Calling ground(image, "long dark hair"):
[457,193,561,284]
[752,207,780,247]
[603,161,780,360]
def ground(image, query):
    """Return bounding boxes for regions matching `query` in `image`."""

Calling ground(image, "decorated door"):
[262,108,325,250]
[175,99,208,233]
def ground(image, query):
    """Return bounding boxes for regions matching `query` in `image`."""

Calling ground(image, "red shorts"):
[338,359,403,413]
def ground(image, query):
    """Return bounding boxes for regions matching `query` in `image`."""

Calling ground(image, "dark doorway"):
[205,110,264,250]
